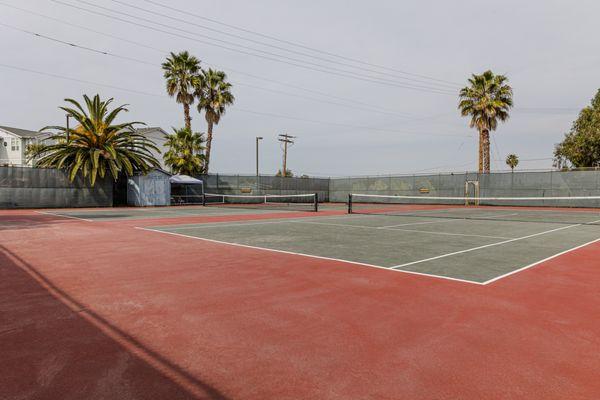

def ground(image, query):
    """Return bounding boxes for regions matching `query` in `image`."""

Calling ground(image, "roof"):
[136,127,168,136]
[169,174,203,184]
[0,125,44,138]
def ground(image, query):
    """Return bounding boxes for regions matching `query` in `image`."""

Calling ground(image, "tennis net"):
[347,193,600,225]
[203,193,319,212]
[171,194,204,205]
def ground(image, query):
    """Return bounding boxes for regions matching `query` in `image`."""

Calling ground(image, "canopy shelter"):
[169,175,204,205]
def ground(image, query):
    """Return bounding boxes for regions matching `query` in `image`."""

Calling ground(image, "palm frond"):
[32,94,160,186]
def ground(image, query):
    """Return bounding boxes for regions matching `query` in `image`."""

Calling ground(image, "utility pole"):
[277,133,296,177]
[255,136,263,177]
[255,136,263,192]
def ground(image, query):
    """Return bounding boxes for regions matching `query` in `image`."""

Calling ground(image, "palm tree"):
[162,51,201,131]
[196,68,235,173]
[275,168,294,177]
[163,127,205,176]
[458,70,513,173]
[506,154,519,171]
[31,94,160,186]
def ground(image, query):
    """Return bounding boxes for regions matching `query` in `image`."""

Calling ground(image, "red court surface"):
[2,209,600,399]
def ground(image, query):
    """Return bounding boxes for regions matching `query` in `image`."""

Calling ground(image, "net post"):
[202,193,206,206]
[314,193,318,212]
[348,194,353,214]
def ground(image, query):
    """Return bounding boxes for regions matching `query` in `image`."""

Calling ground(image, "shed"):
[127,169,171,207]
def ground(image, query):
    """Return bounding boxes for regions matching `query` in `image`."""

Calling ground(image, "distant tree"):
[554,89,600,169]
[162,51,201,131]
[275,169,293,177]
[163,127,205,176]
[31,94,159,186]
[300,174,309,178]
[459,70,513,173]
[505,154,519,171]
[196,68,235,174]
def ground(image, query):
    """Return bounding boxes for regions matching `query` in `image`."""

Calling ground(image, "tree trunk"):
[183,103,191,131]
[482,130,491,173]
[478,129,484,174]
[204,121,213,174]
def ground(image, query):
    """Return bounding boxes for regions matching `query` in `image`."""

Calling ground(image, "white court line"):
[380,227,511,239]
[35,210,94,222]
[290,220,511,240]
[151,213,395,230]
[482,237,600,285]
[163,220,291,230]
[379,212,520,228]
[354,207,469,218]
[479,212,520,219]
[391,219,600,270]
[378,219,459,228]
[156,212,512,239]
[135,227,482,285]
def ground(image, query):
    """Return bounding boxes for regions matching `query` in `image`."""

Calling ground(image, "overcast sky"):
[1,0,599,176]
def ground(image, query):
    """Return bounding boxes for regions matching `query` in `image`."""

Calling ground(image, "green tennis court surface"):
[145,207,600,284]
[38,205,311,221]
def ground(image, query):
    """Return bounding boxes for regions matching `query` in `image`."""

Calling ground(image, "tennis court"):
[140,199,600,284]
[4,192,600,399]
[38,205,303,221]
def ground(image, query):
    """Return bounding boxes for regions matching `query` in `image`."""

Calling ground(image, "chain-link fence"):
[2,167,599,209]
[0,166,113,208]
[330,170,600,206]
[199,174,330,202]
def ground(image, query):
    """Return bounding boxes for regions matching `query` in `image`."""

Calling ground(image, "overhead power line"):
[47,0,455,95]
[0,22,156,66]
[107,0,460,90]
[0,21,431,120]
[0,2,445,116]
[0,62,472,139]
[139,0,462,88]
[0,63,163,97]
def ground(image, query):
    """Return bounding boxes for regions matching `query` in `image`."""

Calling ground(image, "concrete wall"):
[0,166,113,208]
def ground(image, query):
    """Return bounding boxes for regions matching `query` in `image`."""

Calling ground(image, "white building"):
[0,126,50,166]
[0,125,170,168]
[136,127,169,171]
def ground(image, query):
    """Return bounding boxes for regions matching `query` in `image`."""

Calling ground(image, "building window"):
[11,138,20,152]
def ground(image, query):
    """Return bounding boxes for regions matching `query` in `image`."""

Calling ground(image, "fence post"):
[347,194,353,214]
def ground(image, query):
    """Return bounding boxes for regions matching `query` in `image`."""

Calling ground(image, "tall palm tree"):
[31,94,160,186]
[163,127,205,176]
[458,70,513,173]
[196,68,235,173]
[162,51,201,131]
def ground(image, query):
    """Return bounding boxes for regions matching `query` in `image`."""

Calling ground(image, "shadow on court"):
[0,245,230,400]
[0,213,74,231]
